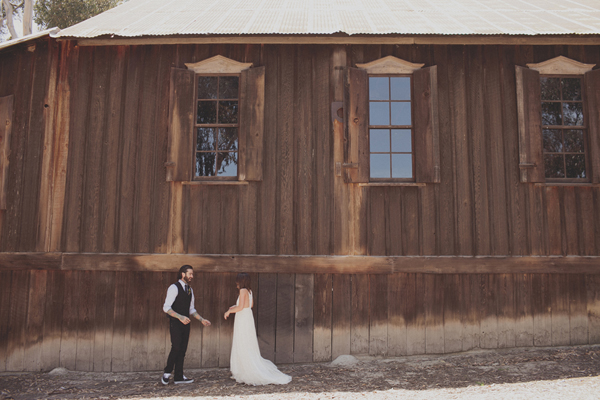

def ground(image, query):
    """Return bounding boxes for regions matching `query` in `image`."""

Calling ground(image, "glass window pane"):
[540,77,561,101]
[564,129,585,153]
[542,102,562,126]
[563,102,584,126]
[392,154,412,178]
[197,101,217,124]
[391,102,411,126]
[390,77,411,101]
[197,127,216,151]
[218,101,238,124]
[544,154,564,178]
[562,78,582,101]
[370,102,390,125]
[216,152,238,177]
[197,76,218,99]
[542,129,563,152]
[369,77,389,100]
[196,152,215,177]
[566,154,586,178]
[391,129,412,153]
[370,129,390,152]
[218,128,238,151]
[219,76,239,99]
[370,154,391,178]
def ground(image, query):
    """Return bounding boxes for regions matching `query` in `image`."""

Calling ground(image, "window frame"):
[193,72,241,181]
[367,73,416,182]
[540,73,590,183]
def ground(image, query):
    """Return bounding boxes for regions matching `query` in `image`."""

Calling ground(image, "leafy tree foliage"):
[34,0,120,29]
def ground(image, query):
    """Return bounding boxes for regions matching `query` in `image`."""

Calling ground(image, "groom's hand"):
[180,316,191,325]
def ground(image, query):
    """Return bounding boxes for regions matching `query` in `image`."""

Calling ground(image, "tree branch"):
[2,0,18,39]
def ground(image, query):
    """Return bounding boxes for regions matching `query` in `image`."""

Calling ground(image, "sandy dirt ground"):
[1,345,599,399]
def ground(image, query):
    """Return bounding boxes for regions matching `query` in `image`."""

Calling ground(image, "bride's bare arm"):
[224,289,249,319]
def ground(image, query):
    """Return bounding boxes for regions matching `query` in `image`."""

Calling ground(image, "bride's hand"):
[224,311,230,320]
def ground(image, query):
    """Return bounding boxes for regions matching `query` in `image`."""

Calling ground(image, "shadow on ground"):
[1,345,599,399]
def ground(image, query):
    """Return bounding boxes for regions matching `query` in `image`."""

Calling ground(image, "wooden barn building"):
[1,0,600,373]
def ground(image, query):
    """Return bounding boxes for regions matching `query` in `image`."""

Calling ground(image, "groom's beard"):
[183,276,192,284]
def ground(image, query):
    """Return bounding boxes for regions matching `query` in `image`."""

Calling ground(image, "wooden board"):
[550,274,570,346]
[424,274,444,353]
[93,271,115,371]
[331,274,351,358]
[24,270,47,371]
[257,273,277,362]
[531,274,551,346]
[496,274,516,348]
[41,270,65,371]
[514,273,534,347]
[405,273,426,355]
[60,270,79,370]
[294,273,314,362]
[568,274,588,345]
[0,271,11,371]
[443,274,463,353]
[588,274,600,344]
[313,274,332,362]
[369,274,388,355]
[275,273,294,364]
[350,274,369,354]
[111,271,132,372]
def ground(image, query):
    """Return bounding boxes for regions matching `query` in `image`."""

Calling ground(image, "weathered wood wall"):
[0,40,599,257]
[1,269,599,372]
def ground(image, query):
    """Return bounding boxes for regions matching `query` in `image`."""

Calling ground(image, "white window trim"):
[185,55,252,74]
[356,55,424,75]
[526,55,595,75]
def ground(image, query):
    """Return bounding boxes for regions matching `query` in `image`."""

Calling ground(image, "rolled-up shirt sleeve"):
[163,284,178,313]
[190,290,197,316]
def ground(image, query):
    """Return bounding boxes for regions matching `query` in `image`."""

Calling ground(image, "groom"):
[161,265,211,385]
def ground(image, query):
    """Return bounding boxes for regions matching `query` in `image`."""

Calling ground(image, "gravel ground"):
[1,345,599,400]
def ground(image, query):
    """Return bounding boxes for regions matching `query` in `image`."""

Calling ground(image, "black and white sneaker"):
[161,373,171,385]
[174,377,194,384]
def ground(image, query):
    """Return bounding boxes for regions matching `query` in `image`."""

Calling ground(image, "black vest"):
[170,282,192,321]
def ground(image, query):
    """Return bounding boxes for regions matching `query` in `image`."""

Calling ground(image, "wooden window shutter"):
[0,95,14,210]
[584,68,600,183]
[166,67,195,182]
[413,66,440,183]
[239,66,265,181]
[515,65,544,183]
[343,67,369,183]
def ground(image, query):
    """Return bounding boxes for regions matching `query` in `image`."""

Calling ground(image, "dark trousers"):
[164,319,191,380]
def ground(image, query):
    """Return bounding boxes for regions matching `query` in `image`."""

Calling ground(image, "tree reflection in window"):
[195,75,239,178]
[540,76,587,180]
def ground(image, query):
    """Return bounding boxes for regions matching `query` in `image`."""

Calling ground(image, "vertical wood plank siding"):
[1,42,600,256]
[0,269,599,371]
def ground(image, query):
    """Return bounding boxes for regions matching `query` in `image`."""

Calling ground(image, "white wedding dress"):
[230,291,292,385]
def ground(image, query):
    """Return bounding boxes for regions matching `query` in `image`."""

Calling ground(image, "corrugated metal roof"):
[0,28,59,51]
[52,0,600,38]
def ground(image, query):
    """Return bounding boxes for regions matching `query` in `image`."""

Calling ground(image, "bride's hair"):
[235,273,251,291]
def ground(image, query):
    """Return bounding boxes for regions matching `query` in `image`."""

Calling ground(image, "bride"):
[224,273,292,385]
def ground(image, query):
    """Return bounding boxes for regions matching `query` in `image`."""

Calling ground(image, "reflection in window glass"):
[369,77,389,100]
[368,75,413,180]
[540,75,586,180]
[370,154,391,178]
[370,102,390,125]
[370,129,390,153]
[195,75,239,178]
[392,154,412,178]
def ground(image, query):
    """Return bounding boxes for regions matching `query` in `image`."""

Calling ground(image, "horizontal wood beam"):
[68,35,600,47]
[0,253,599,274]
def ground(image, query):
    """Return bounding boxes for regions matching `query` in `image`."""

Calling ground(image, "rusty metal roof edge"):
[0,28,60,51]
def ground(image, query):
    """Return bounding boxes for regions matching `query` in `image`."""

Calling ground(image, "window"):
[342,56,439,184]
[516,56,600,184]
[195,75,240,179]
[368,76,414,180]
[167,55,265,183]
[540,76,587,181]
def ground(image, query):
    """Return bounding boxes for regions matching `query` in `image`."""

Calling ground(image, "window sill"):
[534,182,600,187]
[359,182,426,187]
[183,181,249,186]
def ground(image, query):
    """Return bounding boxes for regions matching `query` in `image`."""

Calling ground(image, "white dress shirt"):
[163,279,198,316]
